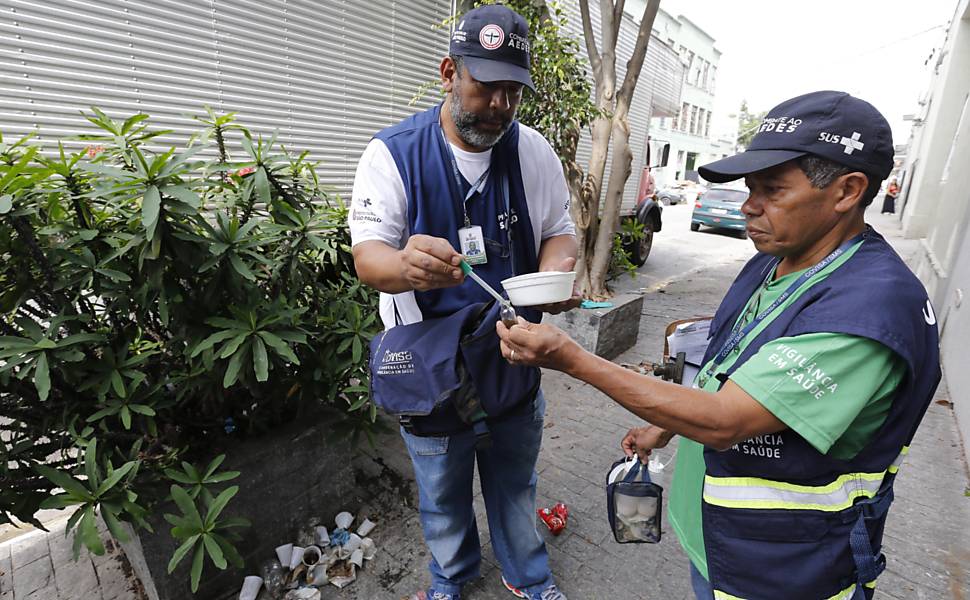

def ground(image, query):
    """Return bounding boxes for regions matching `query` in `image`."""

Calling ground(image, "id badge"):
[459,225,488,265]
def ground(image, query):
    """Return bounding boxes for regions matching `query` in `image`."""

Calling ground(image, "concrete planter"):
[546,293,644,360]
[122,416,354,600]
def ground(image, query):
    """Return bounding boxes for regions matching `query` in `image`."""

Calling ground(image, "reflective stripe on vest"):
[713,579,876,600]
[703,447,908,512]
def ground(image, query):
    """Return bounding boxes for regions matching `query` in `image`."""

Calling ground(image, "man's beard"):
[450,88,513,149]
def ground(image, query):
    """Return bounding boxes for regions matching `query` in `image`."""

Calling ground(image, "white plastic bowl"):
[501,271,576,307]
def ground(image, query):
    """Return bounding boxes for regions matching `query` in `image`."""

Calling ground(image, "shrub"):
[0,107,379,591]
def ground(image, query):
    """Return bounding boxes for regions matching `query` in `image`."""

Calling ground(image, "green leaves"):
[164,484,247,592]
[191,303,307,388]
[35,439,140,559]
[0,318,103,401]
[164,454,240,504]
[1,106,382,593]
[142,185,161,239]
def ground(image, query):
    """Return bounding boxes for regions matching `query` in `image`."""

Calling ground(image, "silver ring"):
[510,349,516,362]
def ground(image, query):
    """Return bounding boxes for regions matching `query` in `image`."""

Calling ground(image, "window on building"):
[709,65,717,94]
[659,117,667,130]
[680,102,690,132]
[705,111,712,138]
[690,106,699,135]
[702,61,709,90]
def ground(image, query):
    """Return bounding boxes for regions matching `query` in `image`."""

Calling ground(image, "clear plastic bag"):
[606,457,663,543]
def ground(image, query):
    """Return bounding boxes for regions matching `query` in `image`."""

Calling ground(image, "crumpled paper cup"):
[361,537,377,561]
[314,526,330,546]
[349,548,364,568]
[301,545,323,568]
[283,587,321,600]
[335,511,354,530]
[274,543,293,566]
[356,518,376,537]
[307,563,329,587]
[238,575,262,600]
[288,546,305,571]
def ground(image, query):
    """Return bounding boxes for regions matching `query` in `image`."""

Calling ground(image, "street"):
[613,198,755,296]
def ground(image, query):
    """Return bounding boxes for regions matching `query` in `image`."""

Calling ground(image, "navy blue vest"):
[700,229,941,599]
[374,105,541,433]
[375,105,540,320]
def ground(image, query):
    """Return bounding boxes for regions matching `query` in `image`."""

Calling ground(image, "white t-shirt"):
[350,122,575,329]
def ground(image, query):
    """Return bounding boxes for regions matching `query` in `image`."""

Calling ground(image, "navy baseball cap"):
[699,91,894,184]
[450,5,535,91]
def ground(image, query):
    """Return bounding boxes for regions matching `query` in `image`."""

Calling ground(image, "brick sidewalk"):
[0,516,147,600]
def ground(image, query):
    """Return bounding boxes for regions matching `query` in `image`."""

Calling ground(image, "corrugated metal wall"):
[0,0,679,206]
[560,1,683,212]
[0,0,451,199]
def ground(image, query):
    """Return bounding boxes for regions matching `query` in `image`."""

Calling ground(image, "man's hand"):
[534,256,582,315]
[399,234,464,291]
[621,425,675,463]
[496,317,584,372]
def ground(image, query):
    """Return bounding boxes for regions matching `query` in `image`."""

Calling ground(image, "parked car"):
[690,186,749,237]
[656,186,685,206]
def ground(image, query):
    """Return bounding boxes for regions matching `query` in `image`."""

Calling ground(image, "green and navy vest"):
[701,229,941,600]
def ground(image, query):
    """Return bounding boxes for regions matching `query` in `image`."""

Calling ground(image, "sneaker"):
[502,576,567,600]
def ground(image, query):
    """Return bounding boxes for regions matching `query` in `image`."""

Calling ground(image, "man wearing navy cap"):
[350,5,577,600]
[497,91,941,599]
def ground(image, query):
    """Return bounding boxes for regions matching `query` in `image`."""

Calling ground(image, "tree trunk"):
[575,0,618,297]
[581,0,661,298]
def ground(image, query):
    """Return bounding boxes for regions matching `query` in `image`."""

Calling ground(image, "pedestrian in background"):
[881,177,899,214]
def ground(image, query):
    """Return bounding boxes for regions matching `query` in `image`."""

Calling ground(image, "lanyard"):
[438,126,516,273]
[706,231,867,376]
[440,128,491,228]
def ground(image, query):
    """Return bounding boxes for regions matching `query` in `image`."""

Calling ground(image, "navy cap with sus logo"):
[699,91,894,184]
[449,4,535,91]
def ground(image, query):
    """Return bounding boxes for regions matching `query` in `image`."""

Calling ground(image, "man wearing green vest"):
[496,91,941,599]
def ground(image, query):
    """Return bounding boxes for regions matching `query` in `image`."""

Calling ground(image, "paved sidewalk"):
[348,210,970,600]
[3,210,968,600]
[0,515,147,600]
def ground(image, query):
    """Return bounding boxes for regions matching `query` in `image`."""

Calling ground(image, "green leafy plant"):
[610,219,647,280]
[164,455,240,505]
[34,439,144,558]
[164,485,249,593]
[0,107,379,592]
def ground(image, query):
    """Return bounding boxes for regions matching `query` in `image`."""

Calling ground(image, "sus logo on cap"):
[449,5,535,91]
[699,91,894,184]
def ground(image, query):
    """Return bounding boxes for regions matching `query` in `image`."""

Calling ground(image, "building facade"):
[897,0,970,463]
[630,5,727,188]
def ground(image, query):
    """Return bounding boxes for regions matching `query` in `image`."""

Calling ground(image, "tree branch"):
[617,0,660,108]
[612,0,626,47]
[579,0,600,73]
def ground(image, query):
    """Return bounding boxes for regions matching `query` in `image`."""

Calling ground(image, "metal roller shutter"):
[0,0,450,199]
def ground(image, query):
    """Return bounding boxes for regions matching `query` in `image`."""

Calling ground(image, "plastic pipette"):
[459,261,518,327]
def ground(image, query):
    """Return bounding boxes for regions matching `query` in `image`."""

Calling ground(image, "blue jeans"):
[401,391,553,597]
[690,562,714,599]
